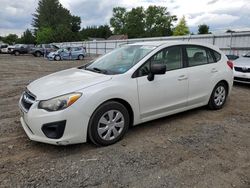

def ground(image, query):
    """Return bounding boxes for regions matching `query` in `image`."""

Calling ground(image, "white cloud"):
[187,13,239,27]
[0,0,249,35]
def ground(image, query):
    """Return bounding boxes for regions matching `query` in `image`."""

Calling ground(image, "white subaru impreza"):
[19,41,233,146]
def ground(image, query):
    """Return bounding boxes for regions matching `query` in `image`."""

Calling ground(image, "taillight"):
[227,60,233,70]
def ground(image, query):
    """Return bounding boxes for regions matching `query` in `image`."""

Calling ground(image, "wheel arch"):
[216,80,229,95]
[91,98,134,127]
[105,98,134,127]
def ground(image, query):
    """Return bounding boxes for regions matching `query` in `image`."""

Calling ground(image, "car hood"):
[234,57,250,67]
[27,68,112,100]
[47,52,56,57]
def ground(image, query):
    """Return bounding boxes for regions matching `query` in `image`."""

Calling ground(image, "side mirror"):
[147,64,166,81]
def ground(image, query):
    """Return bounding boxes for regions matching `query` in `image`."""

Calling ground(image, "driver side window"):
[137,46,183,77]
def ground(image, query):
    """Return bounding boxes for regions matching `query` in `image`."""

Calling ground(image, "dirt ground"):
[0,54,249,188]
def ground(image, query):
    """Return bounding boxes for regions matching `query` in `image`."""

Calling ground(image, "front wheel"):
[88,101,130,146]
[208,82,228,110]
[78,54,84,60]
[54,55,61,61]
[14,51,20,56]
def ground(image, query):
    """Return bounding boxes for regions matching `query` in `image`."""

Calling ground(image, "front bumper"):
[234,71,250,84]
[19,99,90,145]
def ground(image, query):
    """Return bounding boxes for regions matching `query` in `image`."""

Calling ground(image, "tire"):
[88,101,130,146]
[78,54,84,60]
[54,55,61,61]
[14,51,20,56]
[208,82,228,110]
[35,51,42,57]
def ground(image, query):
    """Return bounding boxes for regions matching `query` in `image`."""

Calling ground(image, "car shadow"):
[233,82,250,89]
[30,106,206,156]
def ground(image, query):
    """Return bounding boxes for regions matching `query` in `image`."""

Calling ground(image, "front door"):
[135,46,188,121]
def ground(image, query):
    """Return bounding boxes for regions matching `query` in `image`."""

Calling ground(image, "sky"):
[0,0,250,36]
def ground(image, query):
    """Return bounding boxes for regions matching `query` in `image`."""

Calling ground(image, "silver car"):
[233,52,250,84]
[47,47,86,61]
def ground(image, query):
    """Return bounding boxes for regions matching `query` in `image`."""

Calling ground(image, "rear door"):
[185,45,220,107]
[71,47,79,59]
[135,46,188,121]
[61,48,70,60]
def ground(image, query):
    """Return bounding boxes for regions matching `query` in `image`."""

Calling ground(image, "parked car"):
[19,41,233,146]
[47,47,86,61]
[10,44,34,56]
[233,52,250,83]
[0,44,9,53]
[7,45,16,53]
[226,54,239,61]
[30,44,59,57]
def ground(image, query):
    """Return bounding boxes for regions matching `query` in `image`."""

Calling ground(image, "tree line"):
[0,0,216,45]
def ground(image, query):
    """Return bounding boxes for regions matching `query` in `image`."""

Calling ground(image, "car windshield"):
[15,44,22,48]
[57,48,68,53]
[85,45,156,74]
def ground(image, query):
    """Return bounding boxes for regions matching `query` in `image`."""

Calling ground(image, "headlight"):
[38,92,82,111]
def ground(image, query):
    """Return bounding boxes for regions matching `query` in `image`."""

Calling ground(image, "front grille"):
[234,77,250,83]
[21,90,36,112]
[234,66,250,73]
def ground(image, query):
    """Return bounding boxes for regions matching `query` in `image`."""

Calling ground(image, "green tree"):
[80,25,112,40]
[19,29,36,44]
[173,16,190,36]
[2,34,19,44]
[32,0,81,42]
[145,6,177,37]
[226,29,235,33]
[71,15,81,33]
[36,27,54,43]
[53,24,74,42]
[110,7,127,34]
[198,24,210,34]
[98,25,112,39]
[125,7,146,38]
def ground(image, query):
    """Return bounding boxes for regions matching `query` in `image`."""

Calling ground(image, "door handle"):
[211,68,218,73]
[178,75,188,81]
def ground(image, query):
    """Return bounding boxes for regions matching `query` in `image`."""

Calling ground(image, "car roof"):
[129,41,220,51]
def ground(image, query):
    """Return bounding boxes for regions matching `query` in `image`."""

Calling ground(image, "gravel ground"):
[0,54,249,188]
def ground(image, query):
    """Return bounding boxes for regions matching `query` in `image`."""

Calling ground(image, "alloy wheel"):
[214,86,226,106]
[97,110,125,141]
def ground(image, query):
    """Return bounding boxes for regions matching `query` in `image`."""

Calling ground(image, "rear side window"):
[213,50,221,62]
[186,46,208,66]
[186,46,221,66]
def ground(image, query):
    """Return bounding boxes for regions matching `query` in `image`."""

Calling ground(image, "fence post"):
[104,41,106,54]
[229,32,233,54]
[212,35,215,45]
[96,41,98,55]
[88,42,90,57]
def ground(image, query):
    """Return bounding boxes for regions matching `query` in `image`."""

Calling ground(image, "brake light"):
[227,60,233,70]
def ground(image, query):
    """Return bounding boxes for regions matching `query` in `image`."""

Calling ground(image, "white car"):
[19,41,233,146]
[233,52,250,84]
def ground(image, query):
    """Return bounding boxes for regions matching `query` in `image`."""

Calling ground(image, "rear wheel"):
[35,51,42,57]
[54,55,61,61]
[208,82,228,110]
[88,101,130,146]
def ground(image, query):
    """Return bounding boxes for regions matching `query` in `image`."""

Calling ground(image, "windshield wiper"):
[85,67,107,74]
